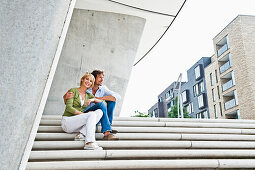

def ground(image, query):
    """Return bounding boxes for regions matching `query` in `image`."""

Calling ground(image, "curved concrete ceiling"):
[75,0,186,65]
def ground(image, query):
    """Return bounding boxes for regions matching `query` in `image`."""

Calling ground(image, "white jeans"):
[61,109,103,143]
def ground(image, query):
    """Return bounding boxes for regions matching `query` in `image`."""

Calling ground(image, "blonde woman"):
[61,73,103,150]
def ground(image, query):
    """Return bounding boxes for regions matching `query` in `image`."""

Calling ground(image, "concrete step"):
[26,159,255,169]
[28,115,255,169]
[32,140,255,150]
[42,115,255,124]
[40,119,255,129]
[38,125,255,134]
[29,149,255,160]
[35,132,255,141]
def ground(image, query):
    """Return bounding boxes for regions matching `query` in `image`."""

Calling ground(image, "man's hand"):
[63,90,74,104]
[64,91,74,100]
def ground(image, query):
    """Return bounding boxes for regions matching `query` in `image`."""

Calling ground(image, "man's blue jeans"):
[84,101,116,133]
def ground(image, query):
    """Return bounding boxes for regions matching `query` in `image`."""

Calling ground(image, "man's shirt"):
[86,85,121,101]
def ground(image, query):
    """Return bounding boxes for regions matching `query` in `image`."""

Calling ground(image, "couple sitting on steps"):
[61,70,121,150]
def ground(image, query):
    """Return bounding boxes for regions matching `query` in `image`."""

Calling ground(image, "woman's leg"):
[80,109,103,143]
[61,114,90,133]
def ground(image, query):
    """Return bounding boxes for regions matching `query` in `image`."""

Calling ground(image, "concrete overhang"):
[75,0,186,65]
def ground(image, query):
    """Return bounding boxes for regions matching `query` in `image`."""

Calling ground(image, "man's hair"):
[91,70,104,79]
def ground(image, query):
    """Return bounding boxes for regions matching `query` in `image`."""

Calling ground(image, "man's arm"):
[99,86,121,102]
[96,96,116,101]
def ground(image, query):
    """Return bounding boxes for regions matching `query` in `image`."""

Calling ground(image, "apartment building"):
[205,15,255,119]
[149,57,211,118]
[149,103,159,117]
[148,82,185,117]
[181,57,211,118]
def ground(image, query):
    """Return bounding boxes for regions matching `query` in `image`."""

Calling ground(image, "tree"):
[168,97,191,118]
[132,110,150,117]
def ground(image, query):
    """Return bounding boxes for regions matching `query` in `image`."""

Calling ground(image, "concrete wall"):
[0,1,72,170]
[43,9,145,116]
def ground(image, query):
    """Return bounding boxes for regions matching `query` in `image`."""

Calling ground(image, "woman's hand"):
[74,110,83,115]
[85,98,94,106]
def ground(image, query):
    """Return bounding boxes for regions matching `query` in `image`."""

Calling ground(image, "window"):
[198,94,205,108]
[171,100,174,106]
[196,110,208,119]
[214,104,218,118]
[215,70,218,83]
[198,81,204,94]
[210,73,213,86]
[193,81,204,97]
[167,103,171,112]
[193,85,197,97]
[219,102,223,116]
[195,65,202,80]
[153,108,158,117]
[186,102,193,114]
[182,90,188,103]
[212,88,215,102]
[158,97,162,102]
[217,86,220,99]
[170,88,173,95]
[203,110,209,119]
[165,91,170,100]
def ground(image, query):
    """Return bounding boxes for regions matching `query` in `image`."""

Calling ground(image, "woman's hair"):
[80,73,95,88]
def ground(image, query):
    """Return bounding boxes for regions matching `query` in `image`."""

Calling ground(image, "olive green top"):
[62,88,95,117]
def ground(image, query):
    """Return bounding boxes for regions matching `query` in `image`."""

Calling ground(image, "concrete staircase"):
[26,116,255,169]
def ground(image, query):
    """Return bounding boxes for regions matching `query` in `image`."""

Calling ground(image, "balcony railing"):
[220,61,231,74]
[217,44,228,56]
[222,79,234,92]
[225,98,237,110]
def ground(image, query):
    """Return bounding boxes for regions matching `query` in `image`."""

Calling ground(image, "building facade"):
[181,57,211,118]
[148,103,159,118]
[205,15,255,119]
[148,82,185,118]
[149,57,211,118]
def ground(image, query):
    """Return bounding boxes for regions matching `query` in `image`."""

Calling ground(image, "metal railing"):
[222,79,234,92]
[220,61,231,74]
[225,98,236,110]
[217,44,228,56]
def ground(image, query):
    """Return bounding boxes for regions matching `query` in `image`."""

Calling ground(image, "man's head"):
[91,70,104,86]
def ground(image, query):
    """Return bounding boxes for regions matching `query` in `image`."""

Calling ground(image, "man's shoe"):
[103,134,119,140]
[111,129,118,134]
[84,142,103,150]
[74,133,85,141]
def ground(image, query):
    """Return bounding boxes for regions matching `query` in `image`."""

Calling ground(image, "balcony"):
[220,61,231,74]
[225,98,237,110]
[222,79,234,91]
[217,44,228,56]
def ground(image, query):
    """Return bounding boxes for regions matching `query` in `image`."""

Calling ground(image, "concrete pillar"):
[43,9,145,116]
[0,1,72,169]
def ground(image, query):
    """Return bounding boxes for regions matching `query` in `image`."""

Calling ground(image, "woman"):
[61,73,103,150]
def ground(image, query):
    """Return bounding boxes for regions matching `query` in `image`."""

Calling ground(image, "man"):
[64,70,120,140]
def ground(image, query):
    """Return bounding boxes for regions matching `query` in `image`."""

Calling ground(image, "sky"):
[120,0,255,117]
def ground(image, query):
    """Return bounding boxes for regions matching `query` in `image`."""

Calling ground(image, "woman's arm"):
[65,88,82,115]
[85,98,103,106]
